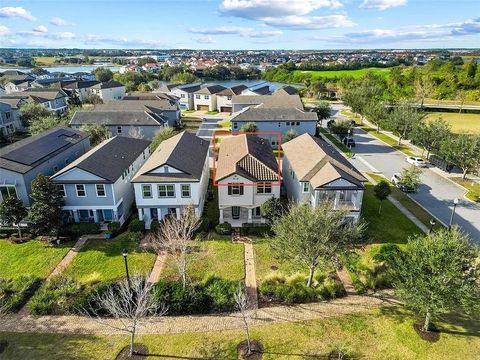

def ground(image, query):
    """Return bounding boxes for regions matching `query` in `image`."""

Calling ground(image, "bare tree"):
[234,284,254,357]
[128,126,145,139]
[155,205,200,288]
[85,275,166,357]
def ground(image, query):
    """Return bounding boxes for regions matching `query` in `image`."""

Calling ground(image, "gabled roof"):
[0,127,87,174]
[216,134,279,182]
[282,133,366,189]
[156,83,182,93]
[132,131,208,183]
[231,106,317,122]
[51,136,150,183]
[275,85,298,95]
[0,98,23,109]
[231,92,304,109]
[61,80,100,89]
[175,83,202,93]
[195,84,227,95]
[5,88,68,102]
[90,80,124,89]
[216,84,248,96]
[70,111,166,126]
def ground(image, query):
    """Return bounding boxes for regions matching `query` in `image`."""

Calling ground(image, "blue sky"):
[0,0,479,49]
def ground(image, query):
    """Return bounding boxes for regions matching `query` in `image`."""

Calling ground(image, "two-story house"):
[215,134,280,226]
[193,84,227,111]
[61,80,100,103]
[216,85,248,113]
[282,133,366,222]
[132,131,209,229]
[50,136,150,225]
[2,89,69,116]
[0,127,90,206]
[169,83,202,110]
[231,91,304,113]
[0,100,23,136]
[88,80,125,101]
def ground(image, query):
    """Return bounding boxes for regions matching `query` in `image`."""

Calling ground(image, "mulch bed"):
[116,344,149,359]
[237,340,264,360]
[413,322,440,342]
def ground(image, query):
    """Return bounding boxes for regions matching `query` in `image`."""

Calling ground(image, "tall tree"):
[150,127,176,152]
[373,180,391,214]
[365,100,388,132]
[240,122,258,133]
[392,227,480,332]
[271,201,365,287]
[260,197,285,224]
[384,102,425,145]
[0,197,28,240]
[19,102,51,127]
[313,101,332,124]
[93,67,113,82]
[415,75,434,107]
[80,123,110,146]
[440,134,480,179]
[399,165,422,192]
[28,174,63,237]
[411,118,451,158]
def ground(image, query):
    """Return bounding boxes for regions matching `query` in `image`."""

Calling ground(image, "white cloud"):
[189,26,254,35]
[49,17,69,26]
[84,34,167,48]
[361,0,407,11]
[263,14,355,29]
[193,36,216,44]
[33,25,48,33]
[245,30,283,38]
[0,25,10,35]
[0,7,35,21]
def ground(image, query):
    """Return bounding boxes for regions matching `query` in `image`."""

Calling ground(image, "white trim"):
[75,184,86,197]
[96,184,106,197]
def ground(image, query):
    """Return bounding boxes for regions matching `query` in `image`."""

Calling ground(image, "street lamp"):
[122,248,131,290]
[429,219,436,234]
[449,198,459,230]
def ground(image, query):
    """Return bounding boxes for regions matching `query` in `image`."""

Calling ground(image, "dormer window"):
[164,166,169,173]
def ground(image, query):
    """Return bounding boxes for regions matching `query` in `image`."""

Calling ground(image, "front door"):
[232,206,240,219]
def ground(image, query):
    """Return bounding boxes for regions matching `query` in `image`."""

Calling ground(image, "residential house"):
[1,89,69,116]
[274,85,299,96]
[240,82,272,96]
[0,127,90,206]
[216,84,248,113]
[193,84,227,111]
[88,80,125,101]
[231,91,304,113]
[3,74,35,93]
[282,133,366,222]
[169,83,202,110]
[132,131,209,229]
[70,99,180,139]
[0,99,23,136]
[142,63,160,73]
[51,136,150,226]
[215,134,280,226]
[61,80,100,103]
[156,83,181,94]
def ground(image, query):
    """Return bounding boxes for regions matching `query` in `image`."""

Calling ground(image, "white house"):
[88,80,125,101]
[132,131,210,229]
[282,133,366,222]
[169,83,202,110]
[231,91,304,113]
[215,134,280,226]
[216,85,248,113]
[193,84,226,111]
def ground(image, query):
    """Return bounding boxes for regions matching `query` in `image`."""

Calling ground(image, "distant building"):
[1,89,69,116]
[169,83,202,110]
[88,80,125,101]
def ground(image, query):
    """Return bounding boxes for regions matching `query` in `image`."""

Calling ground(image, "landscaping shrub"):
[128,219,145,233]
[150,219,161,234]
[60,223,101,237]
[215,222,232,235]
[373,243,402,265]
[151,281,210,315]
[203,275,239,312]
[240,223,271,236]
[0,276,41,312]
[107,222,121,236]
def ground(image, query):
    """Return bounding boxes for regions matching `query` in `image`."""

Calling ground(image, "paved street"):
[331,104,480,242]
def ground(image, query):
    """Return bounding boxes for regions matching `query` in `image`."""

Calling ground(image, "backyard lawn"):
[62,232,155,283]
[1,308,479,359]
[426,111,480,134]
[293,67,390,80]
[451,177,480,202]
[0,239,71,279]
[160,237,245,282]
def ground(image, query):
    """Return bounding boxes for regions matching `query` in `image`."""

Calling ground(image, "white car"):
[391,173,402,186]
[406,156,427,167]
[391,172,416,192]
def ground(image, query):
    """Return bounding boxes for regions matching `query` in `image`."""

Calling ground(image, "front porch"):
[219,206,267,228]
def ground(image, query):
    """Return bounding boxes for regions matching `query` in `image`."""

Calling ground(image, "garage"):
[220,106,232,113]
[197,105,210,111]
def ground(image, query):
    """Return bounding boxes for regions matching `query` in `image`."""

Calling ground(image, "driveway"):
[331,103,480,242]
[196,117,221,140]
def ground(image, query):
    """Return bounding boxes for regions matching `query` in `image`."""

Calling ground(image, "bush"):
[373,243,401,265]
[215,222,232,235]
[150,219,161,233]
[203,275,239,312]
[240,224,271,237]
[128,219,145,233]
[107,222,121,236]
[0,276,41,312]
[60,223,101,237]
[197,216,211,233]
[151,281,210,315]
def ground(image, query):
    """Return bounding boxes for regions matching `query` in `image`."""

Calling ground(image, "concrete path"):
[336,269,357,295]
[147,251,168,284]
[243,242,258,309]
[0,295,386,335]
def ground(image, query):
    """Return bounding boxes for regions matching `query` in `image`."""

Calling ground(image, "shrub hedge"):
[0,276,41,312]
[128,219,145,233]
[60,223,101,237]
[240,223,272,237]
[215,222,232,235]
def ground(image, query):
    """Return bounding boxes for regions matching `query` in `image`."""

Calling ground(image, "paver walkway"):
[0,295,386,335]
[147,251,167,283]
[243,241,258,309]
[336,268,357,295]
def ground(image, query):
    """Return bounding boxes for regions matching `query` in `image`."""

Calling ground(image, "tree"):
[411,118,451,158]
[260,197,285,224]
[150,79,161,90]
[283,129,298,142]
[80,123,110,146]
[399,166,422,192]
[373,180,391,214]
[29,116,69,135]
[365,100,388,132]
[392,227,480,332]
[137,83,152,92]
[440,134,480,179]
[155,205,200,288]
[415,75,434,107]
[234,284,254,357]
[239,122,257,133]
[93,67,113,82]
[150,127,176,152]
[19,102,51,127]
[170,72,198,84]
[86,275,166,357]
[271,202,365,287]
[137,57,156,66]
[384,102,425,145]
[84,93,103,105]
[313,101,332,124]
[28,174,63,237]
[0,197,28,240]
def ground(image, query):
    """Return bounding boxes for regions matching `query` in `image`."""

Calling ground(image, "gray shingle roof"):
[70,111,166,126]
[216,84,248,96]
[195,85,227,95]
[132,131,209,183]
[90,80,124,89]
[231,93,304,108]
[232,106,317,122]
[52,136,150,183]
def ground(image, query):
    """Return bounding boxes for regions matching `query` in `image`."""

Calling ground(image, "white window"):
[195,94,201,99]
[76,184,86,197]
[204,95,209,100]
[57,184,66,197]
[142,184,152,198]
[302,182,309,193]
[96,184,106,197]
[158,184,175,197]
[181,184,191,198]
[117,126,122,134]
[164,166,169,173]
[227,95,232,100]
[228,183,243,196]
[256,182,272,194]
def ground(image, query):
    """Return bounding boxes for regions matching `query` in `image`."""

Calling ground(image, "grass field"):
[160,238,245,282]
[451,178,480,202]
[425,111,480,134]
[294,67,390,80]
[62,232,155,283]
[1,308,479,359]
[424,98,480,107]
[0,239,71,279]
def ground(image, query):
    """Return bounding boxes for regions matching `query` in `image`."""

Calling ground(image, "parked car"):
[406,156,427,167]
[343,137,355,148]
[391,172,416,192]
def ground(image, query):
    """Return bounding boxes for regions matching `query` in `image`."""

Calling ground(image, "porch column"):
[93,210,99,223]
[175,208,180,219]
[73,210,80,223]
[334,191,340,209]
[219,209,224,223]
[138,208,143,221]
[248,208,252,223]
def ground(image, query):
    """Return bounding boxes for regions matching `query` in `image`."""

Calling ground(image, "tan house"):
[193,84,226,111]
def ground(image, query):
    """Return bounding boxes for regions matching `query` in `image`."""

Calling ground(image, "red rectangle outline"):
[212,130,282,187]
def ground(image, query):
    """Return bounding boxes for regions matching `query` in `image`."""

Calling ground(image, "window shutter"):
[228,185,232,195]
[240,186,244,195]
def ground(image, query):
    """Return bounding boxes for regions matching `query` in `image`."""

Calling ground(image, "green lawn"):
[424,98,480,107]
[62,232,155,284]
[160,238,245,282]
[0,239,71,279]
[1,308,479,359]
[426,112,480,134]
[359,126,417,156]
[319,127,353,157]
[451,178,480,202]
[293,67,390,80]
[218,119,231,128]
